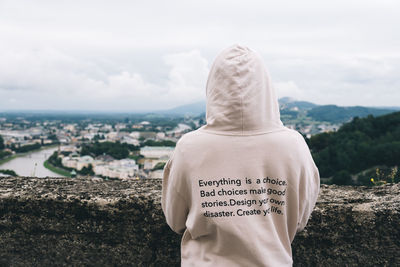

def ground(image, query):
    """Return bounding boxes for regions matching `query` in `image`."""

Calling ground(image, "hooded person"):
[162,44,320,267]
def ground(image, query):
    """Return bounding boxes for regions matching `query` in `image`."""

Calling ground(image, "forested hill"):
[307,111,400,185]
[307,105,394,123]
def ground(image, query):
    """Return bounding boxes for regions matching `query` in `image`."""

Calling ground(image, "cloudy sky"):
[0,0,399,111]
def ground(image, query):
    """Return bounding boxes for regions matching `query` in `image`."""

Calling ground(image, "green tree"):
[79,164,94,176]
[142,139,176,147]
[310,111,400,180]
[0,150,11,159]
[332,170,352,185]
[152,162,166,171]
[48,134,58,141]
[0,169,17,176]
[15,143,41,153]
[0,135,4,149]
[80,141,134,159]
[394,168,400,184]
[309,132,331,152]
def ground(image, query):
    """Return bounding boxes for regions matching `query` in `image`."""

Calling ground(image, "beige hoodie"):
[162,45,320,267]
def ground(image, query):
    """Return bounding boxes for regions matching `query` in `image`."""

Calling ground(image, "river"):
[0,147,65,177]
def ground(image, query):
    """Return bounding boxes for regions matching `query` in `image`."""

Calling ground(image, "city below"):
[0,98,399,181]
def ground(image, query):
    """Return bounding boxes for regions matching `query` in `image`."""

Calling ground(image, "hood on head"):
[202,44,284,135]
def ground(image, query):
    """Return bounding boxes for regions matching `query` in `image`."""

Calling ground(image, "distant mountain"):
[158,101,206,116]
[161,98,317,116]
[161,99,399,124]
[372,106,400,111]
[278,96,297,104]
[279,98,397,124]
[279,97,317,110]
[307,105,395,123]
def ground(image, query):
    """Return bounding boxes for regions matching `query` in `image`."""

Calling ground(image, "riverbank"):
[0,145,61,177]
[0,169,17,176]
[0,144,59,166]
[0,155,17,165]
[43,160,71,177]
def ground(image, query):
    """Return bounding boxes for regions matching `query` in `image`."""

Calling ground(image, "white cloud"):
[274,81,305,100]
[0,46,209,110]
[163,50,209,104]
[0,0,399,109]
[268,54,400,106]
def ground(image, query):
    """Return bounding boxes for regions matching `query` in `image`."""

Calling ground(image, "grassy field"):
[43,160,71,177]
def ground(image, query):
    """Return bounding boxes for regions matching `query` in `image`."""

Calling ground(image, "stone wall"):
[0,177,399,266]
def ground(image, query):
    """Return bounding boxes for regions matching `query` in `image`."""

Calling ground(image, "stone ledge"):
[0,177,399,266]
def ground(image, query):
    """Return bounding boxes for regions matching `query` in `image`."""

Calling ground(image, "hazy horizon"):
[1,98,400,114]
[1,1,399,110]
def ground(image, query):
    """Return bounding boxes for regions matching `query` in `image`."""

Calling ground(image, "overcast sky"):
[1,0,399,111]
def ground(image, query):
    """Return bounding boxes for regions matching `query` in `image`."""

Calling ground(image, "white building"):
[129,131,141,139]
[61,155,94,171]
[86,124,100,133]
[156,132,166,139]
[115,123,127,130]
[61,156,78,169]
[121,136,140,146]
[140,146,174,159]
[143,155,169,170]
[63,124,76,132]
[167,123,192,135]
[83,133,96,140]
[93,159,139,179]
[76,155,94,170]
[60,145,78,153]
[106,131,118,141]
[43,139,53,145]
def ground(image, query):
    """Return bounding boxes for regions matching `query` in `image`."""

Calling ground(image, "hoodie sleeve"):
[296,138,320,233]
[161,150,189,234]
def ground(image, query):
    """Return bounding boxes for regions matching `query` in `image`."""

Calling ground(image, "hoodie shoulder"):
[174,129,204,151]
[268,127,313,159]
[282,128,308,143]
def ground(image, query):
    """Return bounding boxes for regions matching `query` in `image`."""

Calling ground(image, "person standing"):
[162,44,320,267]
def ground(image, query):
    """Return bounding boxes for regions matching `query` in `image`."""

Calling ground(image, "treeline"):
[0,112,182,131]
[307,111,400,185]
[80,139,175,160]
[142,140,176,147]
[80,141,139,160]
[0,169,17,176]
[13,143,41,153]
[307,105,394,123]
[0,135,42,159]
[0,135,11,160]
[0,150,11,160]
[0,135,4,149]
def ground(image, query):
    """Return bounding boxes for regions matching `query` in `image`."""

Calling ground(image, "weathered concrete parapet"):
[292,183,399,266]
[0,177,399,266]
